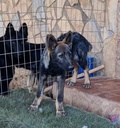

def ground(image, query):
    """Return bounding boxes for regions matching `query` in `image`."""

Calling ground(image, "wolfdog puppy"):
[30,31,74,116]
[57,31,92,88]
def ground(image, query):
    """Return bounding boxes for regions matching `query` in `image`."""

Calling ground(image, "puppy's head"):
[57,31,85,65]
[46,31,74,71]
[5,22,28,59]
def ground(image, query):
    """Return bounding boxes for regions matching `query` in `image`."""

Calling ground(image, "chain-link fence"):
[0,0,107,95]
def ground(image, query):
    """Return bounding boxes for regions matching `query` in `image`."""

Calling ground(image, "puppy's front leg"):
[30,75,46,110]
[27,71,35,93]
[56,75,66,116]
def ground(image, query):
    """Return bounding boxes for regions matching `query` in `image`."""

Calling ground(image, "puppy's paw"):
[29,104,38,111]
[83,84,91,89]
[56,110,66,117]
[29,98,39,111]
[67,81,75,86]
[28,89,33,93]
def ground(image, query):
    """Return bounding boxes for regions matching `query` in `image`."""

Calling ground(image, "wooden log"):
[44,86,53,93]
[66,64,105,81]
[32,85,53,94]
[42,65,105,94]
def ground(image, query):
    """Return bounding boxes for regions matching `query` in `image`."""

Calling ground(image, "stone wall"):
[115,1,120,78]
[0,0,119,78]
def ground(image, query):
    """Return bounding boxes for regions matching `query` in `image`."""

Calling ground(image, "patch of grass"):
[0,89,119,128]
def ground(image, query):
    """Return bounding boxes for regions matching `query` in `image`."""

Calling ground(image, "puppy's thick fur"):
[0,23,28,95]
[57,31,92,88]
[30,32,73,116]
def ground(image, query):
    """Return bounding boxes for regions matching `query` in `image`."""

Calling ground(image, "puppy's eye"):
[58,53,64,58]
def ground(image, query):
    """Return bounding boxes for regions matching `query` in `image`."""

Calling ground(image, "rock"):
[2,13,9,27]
[15,0,31,16]
[103,36,116,77]
[101,27,114,40]
[93,0,105,28]
[79,0,92,18]
[32,0,44,14]
[22,14,32,27]
[0,2,7,12]
[106,0,118,31]
[68,0,78,6]
[14,0,20,5]
[36,6,45,20]
[0,15,5,37]
[56,0,66,19]
[46,7,56,30]
[65,7,84,32]
[83,19,103,52]
[45,0,56,7]
[11,13,21,30]
[32,20,41,36]
[80,0,91,9]
[58,16,73,32]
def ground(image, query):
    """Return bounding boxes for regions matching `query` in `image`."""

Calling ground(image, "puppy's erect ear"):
[56,33,64,42]
[46,34,57,52]
[19,23,28,41]
[5,22,15,36]
[63,31,73,48]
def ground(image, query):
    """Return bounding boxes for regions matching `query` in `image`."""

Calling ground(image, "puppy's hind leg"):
[27,71,35,93]
[81,61,91,89]
[83,66,91,88]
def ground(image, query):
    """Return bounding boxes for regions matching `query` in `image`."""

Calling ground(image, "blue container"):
[78,57,94,77]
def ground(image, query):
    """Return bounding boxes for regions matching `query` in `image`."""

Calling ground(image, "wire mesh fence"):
[0,0,106,95]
